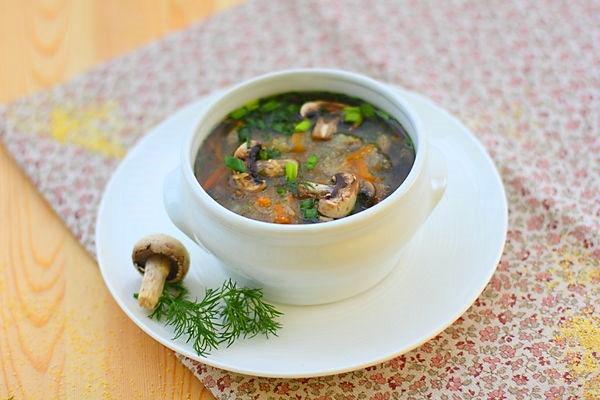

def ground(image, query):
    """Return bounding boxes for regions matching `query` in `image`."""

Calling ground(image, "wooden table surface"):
[0,1,242,399]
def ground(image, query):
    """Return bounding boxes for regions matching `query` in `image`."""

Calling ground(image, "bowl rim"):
[180,68,427,234]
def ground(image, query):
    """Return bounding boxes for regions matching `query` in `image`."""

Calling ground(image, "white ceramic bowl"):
[164,69,447,305]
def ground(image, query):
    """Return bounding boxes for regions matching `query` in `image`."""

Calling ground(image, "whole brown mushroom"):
[132,234,190,309]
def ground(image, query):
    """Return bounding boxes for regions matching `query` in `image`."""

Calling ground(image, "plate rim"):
[96,87,508,378]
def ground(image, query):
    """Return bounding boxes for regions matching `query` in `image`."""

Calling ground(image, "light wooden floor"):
[0,1,242,399]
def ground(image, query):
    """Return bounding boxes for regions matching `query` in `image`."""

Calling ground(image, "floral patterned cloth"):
[1,1,598,398]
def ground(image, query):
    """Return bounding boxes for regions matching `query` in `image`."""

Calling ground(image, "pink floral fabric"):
[1,1,598,399]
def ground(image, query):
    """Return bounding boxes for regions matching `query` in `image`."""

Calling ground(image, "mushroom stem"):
[312,117,340,141]
[137,254,171,309]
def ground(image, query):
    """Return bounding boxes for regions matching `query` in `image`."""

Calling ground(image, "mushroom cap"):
[318,173,359,219]
[233,140,260,159]
[132,234,190,282]
[300,100,347,117]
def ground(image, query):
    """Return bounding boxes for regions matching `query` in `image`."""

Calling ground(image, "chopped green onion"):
[224,156,246,172]
[258,148,281,160]
[303,207,318,220]
[230,107,248,120]
[244,99,260,111]
[375,109,391,120]
[268,148,281,158]
[343,106,363,125]
[294,119,312,132]
[299,198,318,221]
[237,126,250,143]
[272,122,285,133]
[286,103,300,115]
[284,161,298,182]
[276,186,287,196]
[299,198,314,209]
[261,100,280,112]
[272,121,295,135]
[284,180,299,195]
[304,154,318,170]
[360,103,375,118]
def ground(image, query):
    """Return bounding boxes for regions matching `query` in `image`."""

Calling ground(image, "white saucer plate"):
[96,87,507,378]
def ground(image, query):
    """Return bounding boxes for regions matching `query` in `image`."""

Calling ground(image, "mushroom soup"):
[194,92,415,224]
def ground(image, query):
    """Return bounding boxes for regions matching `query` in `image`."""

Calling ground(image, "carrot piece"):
[273,204,292,224]
[202,166,228,190]
[213,140,223,161]
[256,196,272,208]
[290,132,305,152]
[346,145,378,182]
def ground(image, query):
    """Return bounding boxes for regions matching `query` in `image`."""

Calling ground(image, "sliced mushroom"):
[231,141,267,192]
[299,101,348,118]
[318,173,359,218]
[297,181,335,199]
[376,134,391,153]
[358,180,377,207]
[312,117,340,141]
[256,159,298,177]
[233,140,259,159]
[232,172,267,192]
[300,100,347,141]
[297,172,359,219]
[133,234,190,309]
[319,215,334,222]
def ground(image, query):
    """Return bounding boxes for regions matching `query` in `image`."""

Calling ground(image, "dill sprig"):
[219,280,282,346]
[135,280,283,356]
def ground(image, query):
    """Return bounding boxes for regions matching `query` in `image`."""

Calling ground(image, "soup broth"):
[194,92,415,224]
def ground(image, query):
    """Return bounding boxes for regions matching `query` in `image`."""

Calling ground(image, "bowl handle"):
[427,142,448,208]
[163,168,195,241]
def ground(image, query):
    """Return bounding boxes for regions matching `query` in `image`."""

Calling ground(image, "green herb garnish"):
[294,119,312,132]
[147,283,221,355]
[219,280,282,345]
[375,109,391,120]
[304,154,318,170]
[230,107,248,120]
[224,155,246,172]
[286,103,301,115]
[244,99,260,111]
[343,106,363,125]
[237,125,251,143]
[276,186,287,196]
[299,198,319,221]
[284,161,298,182]
[260,99,280,112]
[259,148,282,160]
[137,281,282,356]
[283,180,299,195]
[272,121,295,135]
[359,103,375,118]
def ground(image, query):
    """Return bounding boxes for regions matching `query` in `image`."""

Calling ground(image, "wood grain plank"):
[0,1,244,398]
